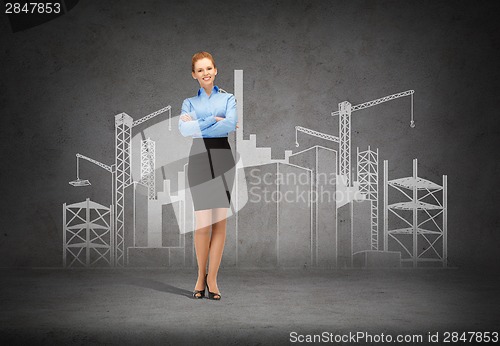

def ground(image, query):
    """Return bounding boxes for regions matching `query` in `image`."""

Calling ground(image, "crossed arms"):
[178,95,239,137]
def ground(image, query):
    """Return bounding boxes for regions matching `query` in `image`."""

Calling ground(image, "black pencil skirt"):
[187,137,236,211]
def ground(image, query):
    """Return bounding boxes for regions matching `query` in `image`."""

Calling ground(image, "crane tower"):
[332,90,415,187]
[141,138,156,200]
[115,113,133,266]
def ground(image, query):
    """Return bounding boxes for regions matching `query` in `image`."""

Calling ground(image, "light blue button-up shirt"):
[178,85,238,138]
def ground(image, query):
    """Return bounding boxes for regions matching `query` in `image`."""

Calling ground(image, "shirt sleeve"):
[200,94,238,137]
[178,99,217,137]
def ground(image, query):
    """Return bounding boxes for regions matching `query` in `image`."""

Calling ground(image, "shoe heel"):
[205,274,222,300]
[192,289,205,299]
[192,275,207,299]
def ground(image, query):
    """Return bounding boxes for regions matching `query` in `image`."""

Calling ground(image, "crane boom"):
[132,105,171,127]
[333,89,415,186]
[295,126,339,147]
[331,90,414,116]
[76,153,114,173]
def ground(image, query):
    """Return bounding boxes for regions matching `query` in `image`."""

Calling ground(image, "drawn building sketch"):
[289,145,338,267]
[64,69,448,269]
[66,107,171,267]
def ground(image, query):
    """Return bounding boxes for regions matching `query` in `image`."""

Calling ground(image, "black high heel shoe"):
[205,273,222,300]
[192,277,206,299]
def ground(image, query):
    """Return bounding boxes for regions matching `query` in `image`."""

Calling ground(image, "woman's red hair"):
[191,51,216,72]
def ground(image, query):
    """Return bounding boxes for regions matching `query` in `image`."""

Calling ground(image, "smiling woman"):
[192,52,217,86]
[178,52,238,138]
[178,51,238,301]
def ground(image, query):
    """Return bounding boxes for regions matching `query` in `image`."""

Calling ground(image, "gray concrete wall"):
[0,0,498,268]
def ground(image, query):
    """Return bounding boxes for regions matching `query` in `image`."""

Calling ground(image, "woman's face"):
[192,57,217,88]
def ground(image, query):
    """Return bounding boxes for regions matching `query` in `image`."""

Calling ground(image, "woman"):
[178,51,238,300]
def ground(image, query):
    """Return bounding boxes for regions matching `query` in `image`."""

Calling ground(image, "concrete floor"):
[0,268,498,345]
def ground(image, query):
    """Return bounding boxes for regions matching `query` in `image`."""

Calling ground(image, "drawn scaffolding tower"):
[383,159,447,267]
[357,146,379,250]
[63,198,114,267]
[140,138,156,200]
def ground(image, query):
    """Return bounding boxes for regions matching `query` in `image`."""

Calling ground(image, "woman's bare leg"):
[207,207,229,297]
[193,209,212,297]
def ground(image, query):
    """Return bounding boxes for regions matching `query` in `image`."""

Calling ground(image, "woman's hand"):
[180,114,193,122]
[215,116,239,128]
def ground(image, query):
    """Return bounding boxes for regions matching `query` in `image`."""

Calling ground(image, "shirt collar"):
[198,85,219,96]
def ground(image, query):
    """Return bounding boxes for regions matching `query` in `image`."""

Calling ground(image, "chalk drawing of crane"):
[68,106,172,266]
